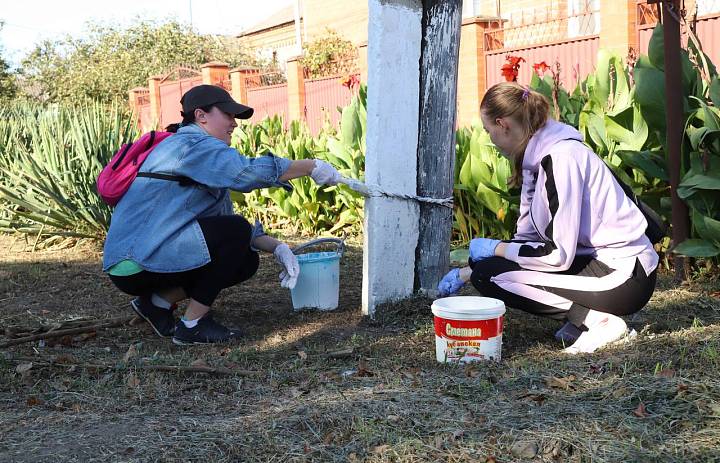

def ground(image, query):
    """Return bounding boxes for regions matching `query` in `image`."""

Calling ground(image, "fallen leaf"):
[656,368,675,378]
[511,441,539,459]
[677,383,689,392]
[544,375,576,390]
[123,344,139,363]
[26,396,42,407]
[190,358,209,368]
[297,350,308,361]
[633,402,649,418]
[485,457,497,463]
[15,362,33,376]
[611,386,630,399]
[357,359,374,377]
[518,392,547,406]
[126,373,140,388]
[53,354,76,364]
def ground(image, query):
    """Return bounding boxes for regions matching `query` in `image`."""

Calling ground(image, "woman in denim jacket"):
[103,85,343,345]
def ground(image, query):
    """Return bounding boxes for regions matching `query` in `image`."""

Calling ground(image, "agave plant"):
[0,102,135,242]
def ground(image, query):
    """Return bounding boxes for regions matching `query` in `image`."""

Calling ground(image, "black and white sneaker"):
[131,297,176,338]
[172,314,243,345]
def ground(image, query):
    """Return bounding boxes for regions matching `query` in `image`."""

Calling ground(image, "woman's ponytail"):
[480,82,550,187]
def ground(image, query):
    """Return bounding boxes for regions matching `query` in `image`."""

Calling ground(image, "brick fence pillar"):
[456,17,502,128]
[286,56,306,123]
[147,75,162,130]
[229,66,259,105]
[600,0,637,55]
[201,61,230,86]
[128,87,146,129]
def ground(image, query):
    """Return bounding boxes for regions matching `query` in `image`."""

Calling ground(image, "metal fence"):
[304,75,355,135]
[247,83,289,126]
[637,0,720,70]
[484,0,600,90]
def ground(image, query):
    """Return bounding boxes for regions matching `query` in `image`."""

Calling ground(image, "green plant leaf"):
[673,239,720,257]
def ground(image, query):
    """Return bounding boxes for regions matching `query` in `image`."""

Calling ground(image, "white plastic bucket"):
[431,296,506,363]
[290,238,344,311]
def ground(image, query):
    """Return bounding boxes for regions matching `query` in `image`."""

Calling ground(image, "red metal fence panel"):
[485,36,599,90]
[158,76,203,129]
[694,13,720,67]
[247,83,289,126]
[304,75,354,135]
[637,2,720,68]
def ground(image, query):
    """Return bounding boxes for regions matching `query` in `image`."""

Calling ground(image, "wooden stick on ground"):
[6,356,252,376]
[0,316,136,348]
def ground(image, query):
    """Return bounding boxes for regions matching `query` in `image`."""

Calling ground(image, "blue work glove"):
[469,238,501,262]
[437,268,465,297]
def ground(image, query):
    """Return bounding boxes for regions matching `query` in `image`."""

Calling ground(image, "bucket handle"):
[292,237,345,257]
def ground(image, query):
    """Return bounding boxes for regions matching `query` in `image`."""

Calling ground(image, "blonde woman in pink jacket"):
[439,82,658,354]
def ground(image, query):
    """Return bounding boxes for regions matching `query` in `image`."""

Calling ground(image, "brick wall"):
[303,0,369,45]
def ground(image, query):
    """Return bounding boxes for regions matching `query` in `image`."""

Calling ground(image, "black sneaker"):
[131,297,176,338]
[172,313,243,345]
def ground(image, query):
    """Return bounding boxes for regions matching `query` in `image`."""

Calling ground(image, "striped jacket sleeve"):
[503,154,583,272]
[513,169,541,241]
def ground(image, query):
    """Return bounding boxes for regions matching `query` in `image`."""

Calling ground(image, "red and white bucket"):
[431,296,506,363]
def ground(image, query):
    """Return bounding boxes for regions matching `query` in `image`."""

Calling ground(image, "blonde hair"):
[480,82,550,187]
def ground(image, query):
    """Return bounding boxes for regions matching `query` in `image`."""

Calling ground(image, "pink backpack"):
[97,131,178,206]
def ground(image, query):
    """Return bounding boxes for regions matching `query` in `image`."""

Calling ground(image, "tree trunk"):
[416,0,463,294]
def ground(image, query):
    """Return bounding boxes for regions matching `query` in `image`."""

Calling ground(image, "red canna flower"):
[501,55,525,82]
[340,73,361,90]
[533,61,550,75]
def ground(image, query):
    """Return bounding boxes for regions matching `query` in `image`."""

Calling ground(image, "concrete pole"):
[363,0,423,317]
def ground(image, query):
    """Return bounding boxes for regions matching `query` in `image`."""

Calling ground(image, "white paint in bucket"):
[291,251,341,311]
[431,296,506,363]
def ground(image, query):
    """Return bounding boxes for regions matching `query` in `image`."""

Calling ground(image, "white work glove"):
[310,160,342,186]
[273,243,300,289]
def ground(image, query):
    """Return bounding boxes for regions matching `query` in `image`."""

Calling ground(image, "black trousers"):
[469,255,657,328]
[109,215,260,307]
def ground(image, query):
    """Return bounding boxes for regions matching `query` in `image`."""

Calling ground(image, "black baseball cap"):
[180,84,254,119]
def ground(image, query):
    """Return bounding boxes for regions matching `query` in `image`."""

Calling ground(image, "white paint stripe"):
[492,266,632,292]
[362,0,423,317]
[491,278,574,312]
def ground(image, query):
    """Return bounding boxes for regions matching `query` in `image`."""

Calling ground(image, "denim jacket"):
[102,123,292,273]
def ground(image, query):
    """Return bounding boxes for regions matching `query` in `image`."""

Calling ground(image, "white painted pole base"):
[362,0,423,318]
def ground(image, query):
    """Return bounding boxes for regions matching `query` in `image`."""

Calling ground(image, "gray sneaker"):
[172,313,243,345]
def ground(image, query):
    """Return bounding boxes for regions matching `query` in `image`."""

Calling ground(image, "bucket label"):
[433,316,504,363]
[433,317,503,341]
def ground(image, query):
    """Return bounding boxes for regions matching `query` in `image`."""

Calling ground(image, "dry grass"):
[1,233,719,462]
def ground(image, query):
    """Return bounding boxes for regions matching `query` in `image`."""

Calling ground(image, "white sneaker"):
[562,311,627,355]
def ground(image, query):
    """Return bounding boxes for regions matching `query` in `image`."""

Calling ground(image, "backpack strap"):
[136,172,200,187]
[111,130,158,170]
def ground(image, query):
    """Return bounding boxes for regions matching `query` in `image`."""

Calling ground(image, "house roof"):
[238,5,299,37]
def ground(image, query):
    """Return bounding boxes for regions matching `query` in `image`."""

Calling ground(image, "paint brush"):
[338,177,372,196]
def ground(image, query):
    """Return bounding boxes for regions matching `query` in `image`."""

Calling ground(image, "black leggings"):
[109,215,260,306]
[469,255,657,328]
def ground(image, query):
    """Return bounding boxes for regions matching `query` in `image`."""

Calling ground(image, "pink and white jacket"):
[502,119,658,277]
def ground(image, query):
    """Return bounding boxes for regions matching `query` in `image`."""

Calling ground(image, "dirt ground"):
[1,233,719,463]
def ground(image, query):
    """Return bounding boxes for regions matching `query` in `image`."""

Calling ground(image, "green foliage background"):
[17,20,257,105]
